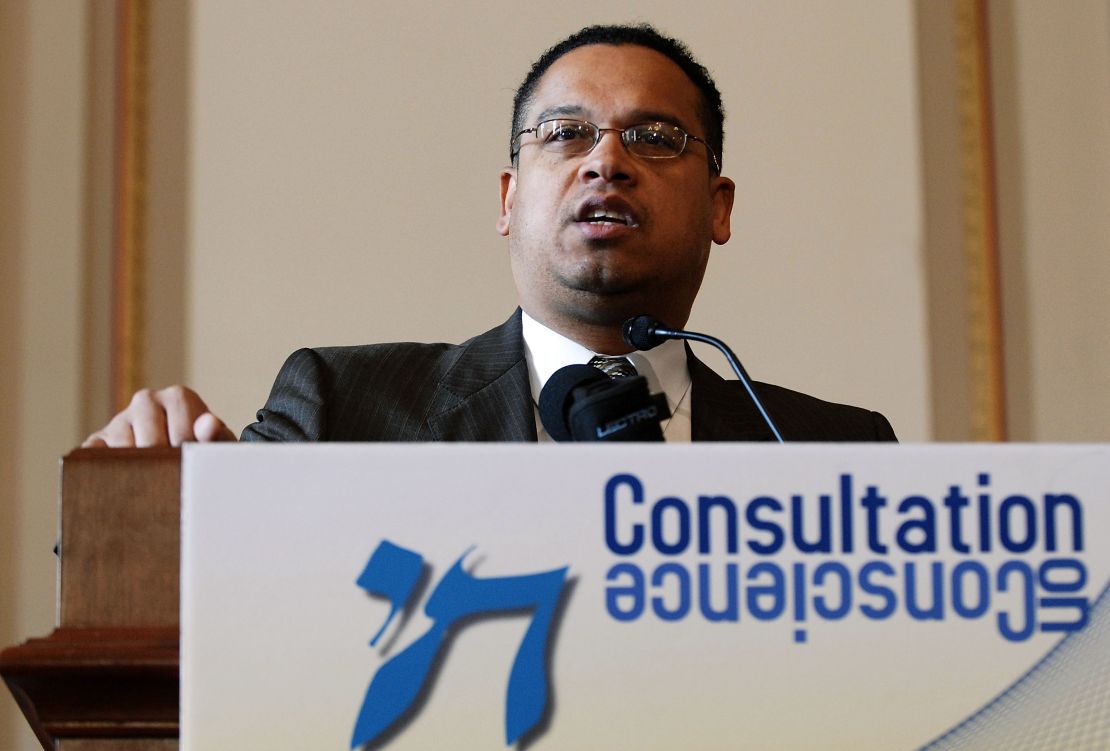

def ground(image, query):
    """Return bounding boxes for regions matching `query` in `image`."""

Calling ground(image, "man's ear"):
[496,168,517,237]
[711,175,735,246]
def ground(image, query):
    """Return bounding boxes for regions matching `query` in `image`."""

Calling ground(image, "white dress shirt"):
[521,311,692,442]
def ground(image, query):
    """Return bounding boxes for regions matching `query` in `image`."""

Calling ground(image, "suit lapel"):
[426,310,537,442]
[688,348,775,442]
[422,316,775,442]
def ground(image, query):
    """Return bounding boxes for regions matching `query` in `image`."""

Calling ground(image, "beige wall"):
[993,0,1110,440]
[2,2,1109,748]
[1,3,87,749]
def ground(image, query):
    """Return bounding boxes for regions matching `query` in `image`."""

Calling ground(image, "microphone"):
[622,315,785,443]
[539,364,669,442]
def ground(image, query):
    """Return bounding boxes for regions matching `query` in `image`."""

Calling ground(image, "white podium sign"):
[181,444,1110,750]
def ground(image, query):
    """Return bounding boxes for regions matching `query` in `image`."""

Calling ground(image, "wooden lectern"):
[1,449,182,751]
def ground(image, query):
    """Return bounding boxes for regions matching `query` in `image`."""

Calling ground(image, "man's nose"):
[577,129,636,183]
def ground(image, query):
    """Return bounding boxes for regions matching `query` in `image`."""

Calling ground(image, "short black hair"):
[511,24,725,171]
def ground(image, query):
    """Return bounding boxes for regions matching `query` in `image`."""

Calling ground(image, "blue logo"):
[351,540,570,748]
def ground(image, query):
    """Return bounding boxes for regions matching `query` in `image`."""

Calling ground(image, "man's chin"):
[561,272,641,301]
[556,281,655,327]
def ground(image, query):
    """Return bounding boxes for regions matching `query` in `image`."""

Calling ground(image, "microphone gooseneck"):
[622,315,786,444]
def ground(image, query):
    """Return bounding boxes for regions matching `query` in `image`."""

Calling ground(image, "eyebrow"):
[530,105,692,133]
[531,104,588,123]
[627,109,689,131]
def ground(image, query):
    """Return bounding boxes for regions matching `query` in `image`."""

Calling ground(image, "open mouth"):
[575,198,640,228]
[583,210,633,226]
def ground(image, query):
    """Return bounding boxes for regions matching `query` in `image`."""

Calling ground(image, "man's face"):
[498,43,734,339]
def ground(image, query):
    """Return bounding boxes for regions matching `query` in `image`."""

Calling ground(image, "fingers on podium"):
[80,385,235,448]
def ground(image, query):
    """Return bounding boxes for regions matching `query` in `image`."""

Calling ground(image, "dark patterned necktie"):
[588,355,638,379]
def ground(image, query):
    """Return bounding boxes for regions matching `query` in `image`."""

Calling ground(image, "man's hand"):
[82,386,237,448]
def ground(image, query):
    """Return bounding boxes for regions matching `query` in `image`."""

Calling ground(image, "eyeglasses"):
[511,118,721,174]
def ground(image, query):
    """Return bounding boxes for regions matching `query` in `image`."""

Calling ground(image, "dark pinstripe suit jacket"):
[240,310,896,442]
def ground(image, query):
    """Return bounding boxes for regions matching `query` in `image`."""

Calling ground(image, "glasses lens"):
[537,120,598,154]
[624,123,686,158]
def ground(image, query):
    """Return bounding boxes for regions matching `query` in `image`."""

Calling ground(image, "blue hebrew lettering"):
[351,541,569,748]
[356,540,425,647]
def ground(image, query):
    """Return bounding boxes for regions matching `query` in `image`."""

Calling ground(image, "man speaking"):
[83,24,896,447]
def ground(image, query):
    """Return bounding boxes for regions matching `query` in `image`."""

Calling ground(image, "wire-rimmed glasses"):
[511,118,720,174]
